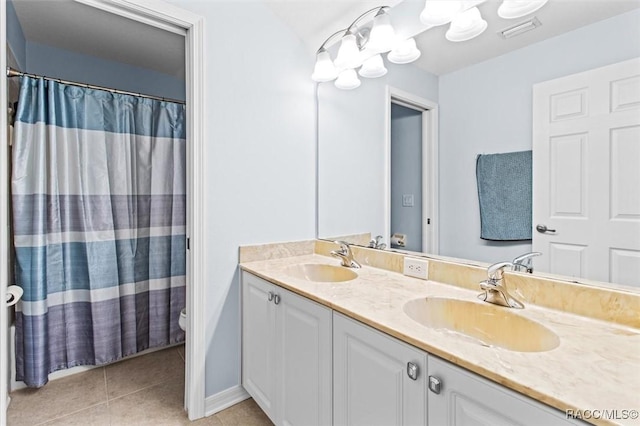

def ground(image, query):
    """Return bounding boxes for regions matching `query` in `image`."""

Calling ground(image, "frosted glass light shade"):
[388,38,421,64]
[335,69,361,90]
[446,7,488,42]
[420,0,464,26]
[311,50,338,82]
[367,11,397,53]
[334,34,362,69]
[498,0,548,19]
[359,54,387,78]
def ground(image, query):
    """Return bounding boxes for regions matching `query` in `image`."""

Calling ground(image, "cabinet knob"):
[407,362,419,381]
[273,294,281,305]
[428,375,442,394]
[267,291,274,302]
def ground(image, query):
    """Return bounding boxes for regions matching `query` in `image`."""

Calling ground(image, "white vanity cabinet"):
[241,272,332,426]
[333,313,428,426]
[427,356,584,426]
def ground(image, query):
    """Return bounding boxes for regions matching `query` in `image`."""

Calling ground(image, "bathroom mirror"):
[317,0,640,289]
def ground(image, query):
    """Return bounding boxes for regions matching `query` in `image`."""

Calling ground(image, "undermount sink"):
[403,297,560,352]
[285,264,357,283]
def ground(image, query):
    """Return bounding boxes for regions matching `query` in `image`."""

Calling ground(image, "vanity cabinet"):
[427,356,583,426]
[333,313,428,426]
[241,272,332,426]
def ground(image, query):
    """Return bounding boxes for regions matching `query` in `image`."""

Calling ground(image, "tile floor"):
[7,346,272,426]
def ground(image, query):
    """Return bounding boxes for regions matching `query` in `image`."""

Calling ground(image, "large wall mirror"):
[317,0,640,289]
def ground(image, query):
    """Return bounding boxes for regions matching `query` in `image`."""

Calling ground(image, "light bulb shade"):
[445,7,488,42]
[367,11,397,52]
[334,34,362,69]
[311,50,338,82]
[420,0,464,26]
[359,54,388,78]
[388,38,421,64]
[334,69,361,90]
[498,0,548,19]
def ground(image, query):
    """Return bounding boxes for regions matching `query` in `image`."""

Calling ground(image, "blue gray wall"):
[439,8,640,264]
[318,63,439,240]
[390,104,422,252]
[25,42,185,100]
[6,0,26,70]
[164,0,316,397]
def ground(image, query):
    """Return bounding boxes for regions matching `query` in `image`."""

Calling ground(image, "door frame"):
[0,0,207,421]
[384,86,439,254]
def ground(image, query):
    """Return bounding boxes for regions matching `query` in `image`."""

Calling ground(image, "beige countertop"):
[240,253,640,426]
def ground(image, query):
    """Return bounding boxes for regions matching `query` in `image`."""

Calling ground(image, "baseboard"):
[204,385,250,417]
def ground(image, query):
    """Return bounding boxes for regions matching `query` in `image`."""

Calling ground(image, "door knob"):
[536,224,556,234]
[267,291,274,302]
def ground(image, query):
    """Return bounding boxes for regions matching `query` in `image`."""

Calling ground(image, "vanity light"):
[334,69,361,90]
[367,9,397,53]
[498,0,548,19]
[311,49,339,82]
[359,54,388,78]
[420,0,464,26]
[388,38,421,64]
[334,33,362,69]
[446,7,488,42]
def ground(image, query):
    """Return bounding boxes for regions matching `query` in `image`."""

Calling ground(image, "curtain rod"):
[6,67,186,106]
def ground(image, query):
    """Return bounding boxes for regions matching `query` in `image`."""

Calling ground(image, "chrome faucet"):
[478,262,524,309]
[331,241,362,268]
[368,235,386,250]
[512,252,542,273]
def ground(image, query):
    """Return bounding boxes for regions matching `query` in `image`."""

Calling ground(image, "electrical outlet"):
[403,257,429,280]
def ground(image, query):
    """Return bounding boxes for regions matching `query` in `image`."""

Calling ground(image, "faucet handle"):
[487,261,513,281]
[512,252,542,273]
[333,240,350,253]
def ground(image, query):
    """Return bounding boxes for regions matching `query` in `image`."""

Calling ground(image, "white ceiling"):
[10,0,640,79]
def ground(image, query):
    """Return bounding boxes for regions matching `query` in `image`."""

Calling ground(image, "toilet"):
[179,308,186,331]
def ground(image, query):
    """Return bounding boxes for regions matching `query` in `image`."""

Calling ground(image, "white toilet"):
[179,308,187,331]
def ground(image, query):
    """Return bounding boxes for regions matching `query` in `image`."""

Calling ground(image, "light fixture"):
[498,0,548,19]
[359,54,388,78]
[420,0,464,26]
[446,7,488,42]
[388,38,421,64]
[335,69,361,90]
[498,17,542,39]
[367,8,397,53]
[334,33,362,69]
[311,49,339,82]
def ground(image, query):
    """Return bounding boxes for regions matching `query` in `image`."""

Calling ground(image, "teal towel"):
[476,151,532,241]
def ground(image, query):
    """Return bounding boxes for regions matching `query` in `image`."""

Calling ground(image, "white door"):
[278,288,332,426]
[532,58,640,287]
[333,313,427,426]
[241,273,277,421]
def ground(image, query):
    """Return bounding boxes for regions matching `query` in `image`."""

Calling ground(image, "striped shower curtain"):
[12,76,186,387]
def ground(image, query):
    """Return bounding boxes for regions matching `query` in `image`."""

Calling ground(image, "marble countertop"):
[240,254,640,426]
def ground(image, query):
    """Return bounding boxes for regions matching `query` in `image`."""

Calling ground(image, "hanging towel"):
[476,150,532,241]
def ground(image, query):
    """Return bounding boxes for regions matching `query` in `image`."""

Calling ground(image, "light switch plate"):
[402,194,414,207]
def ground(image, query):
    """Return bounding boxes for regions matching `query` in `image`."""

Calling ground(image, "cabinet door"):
[428,356,582,426]
[334,313,427,426]
[242,272,277,420]
[277,288,332,426]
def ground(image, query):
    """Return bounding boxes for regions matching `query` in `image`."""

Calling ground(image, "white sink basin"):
[403,297,560,352]
[284,264,357,283]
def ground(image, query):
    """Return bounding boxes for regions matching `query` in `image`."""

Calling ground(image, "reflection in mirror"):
[317,0,640,288]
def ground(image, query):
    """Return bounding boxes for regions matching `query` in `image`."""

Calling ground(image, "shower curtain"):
[11,76,186,387]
